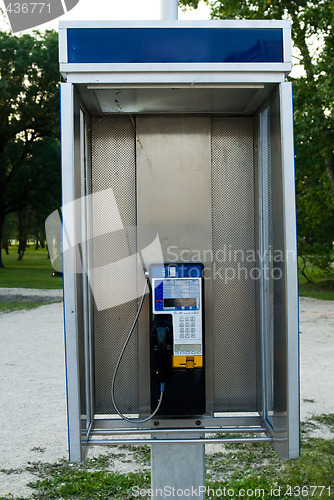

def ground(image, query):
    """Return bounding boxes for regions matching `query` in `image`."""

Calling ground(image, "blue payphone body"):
[150,264,205,416]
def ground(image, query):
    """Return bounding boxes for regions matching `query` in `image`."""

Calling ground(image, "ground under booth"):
[58,20,300,470]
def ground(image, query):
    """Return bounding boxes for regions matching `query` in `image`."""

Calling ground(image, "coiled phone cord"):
[111,275,165,423]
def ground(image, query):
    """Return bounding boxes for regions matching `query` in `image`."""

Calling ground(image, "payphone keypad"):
[176,312,201,354]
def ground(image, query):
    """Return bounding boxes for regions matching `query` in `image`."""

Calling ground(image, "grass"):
[0,245,62,289]
[298,261,334,300]
[0,301,58,315]
[298,276,334,300]
[27,465,150,500]
[0,415,333,500]
[206,436,334,499]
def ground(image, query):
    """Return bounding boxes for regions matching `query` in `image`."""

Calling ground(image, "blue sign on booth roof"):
[67,28,284,64]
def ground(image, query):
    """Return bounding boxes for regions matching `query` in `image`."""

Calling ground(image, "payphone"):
[150,263,205,416]
[111,263,205,421]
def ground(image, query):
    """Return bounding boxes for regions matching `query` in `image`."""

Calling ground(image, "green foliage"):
[179,0,206,9]
[293,74,334,273]
[0,29,61,266]
[179,0,334,275]
[207,435,334,499]
[0,29,60,139]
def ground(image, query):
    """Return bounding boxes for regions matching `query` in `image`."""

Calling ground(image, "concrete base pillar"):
[151,435,205,499]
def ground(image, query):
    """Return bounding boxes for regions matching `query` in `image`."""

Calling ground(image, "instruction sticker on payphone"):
[150,263,205,417]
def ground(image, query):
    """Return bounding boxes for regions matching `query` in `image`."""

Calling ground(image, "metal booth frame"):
[59,20,299,463]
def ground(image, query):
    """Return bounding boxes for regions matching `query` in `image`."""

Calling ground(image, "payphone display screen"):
[154,279,200,312]
[164,298,196,308]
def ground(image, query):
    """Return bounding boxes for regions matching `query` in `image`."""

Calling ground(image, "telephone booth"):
[58,20,299,464]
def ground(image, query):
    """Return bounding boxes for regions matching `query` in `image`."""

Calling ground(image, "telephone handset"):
[151,318,173,383]
[150,263,205,417]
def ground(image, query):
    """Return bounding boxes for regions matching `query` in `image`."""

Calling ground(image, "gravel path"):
[0,287,62,303]
[299,298,334,422]
[0,293,333,498]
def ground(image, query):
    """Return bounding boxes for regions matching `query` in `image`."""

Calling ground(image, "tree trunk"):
[35,227,39,250]
[18,239,27,261]
[3,240,9,255]
[326,154,334,194]
[0,146,5,268]
[18,242,26,260]
[0,214,5,268]
[298,255,312,284]
[17,212,27,261]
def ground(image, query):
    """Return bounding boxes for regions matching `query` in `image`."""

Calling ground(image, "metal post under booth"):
[58,17,300,498]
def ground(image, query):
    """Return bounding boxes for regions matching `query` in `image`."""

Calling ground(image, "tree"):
[179,0,334,274]
[0,28,60,267]
[179,0,334,191]
[1,212,16,254]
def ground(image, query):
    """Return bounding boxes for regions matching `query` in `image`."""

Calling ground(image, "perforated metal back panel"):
[91,116,139,414]
[211,117,258,411]
[91,115,258,415]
